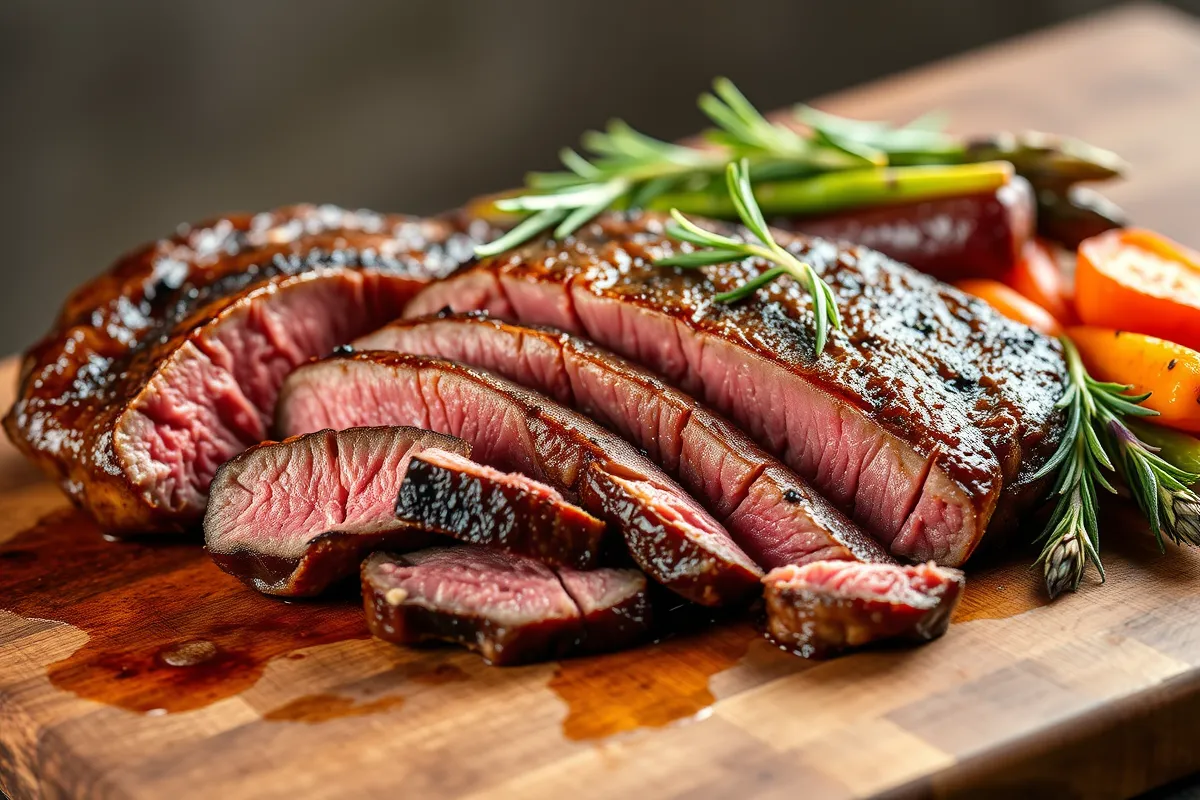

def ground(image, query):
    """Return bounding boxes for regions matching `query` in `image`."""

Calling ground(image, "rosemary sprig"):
[657,160,842,354]
[473,78,1126,258]
[475,78,931,258]
[1034,337,1200,597]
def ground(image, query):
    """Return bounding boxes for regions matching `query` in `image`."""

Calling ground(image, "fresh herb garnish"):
[474,79,1052,258]
[657,160,842,355]
[1035,337,1200,598]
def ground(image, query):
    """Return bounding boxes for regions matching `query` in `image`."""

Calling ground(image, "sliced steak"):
[5,205,490,536]
[763,560,965,658]
[396,447,607,569]
[406,211,1066,565]
[204,426,470,596]
[362,548,650,665]
[358,313,887,569]
[278,352,763,606]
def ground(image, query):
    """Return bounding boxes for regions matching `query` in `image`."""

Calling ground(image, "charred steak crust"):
[277,351,764,606]
[204,426,471,597]
[358,313,889,569]
[763,560,966,658]
[395,448,607,569]
[362,548,651,665]
[406,211,1066,565]
[5,205,490,535]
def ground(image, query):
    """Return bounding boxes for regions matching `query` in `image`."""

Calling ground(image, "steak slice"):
[396,447,607,569]
[278,352,763,606]
[362,548,650,665]
[763,560,965,658]
[204,426,470,596]
[5,204,490,536]
[357,313,888,569]
[406,211,1067,565]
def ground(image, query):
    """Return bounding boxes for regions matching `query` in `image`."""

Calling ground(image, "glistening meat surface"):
[357,313,888,569]
[204,426,469,596]
[277,351,764,606]
[4,205,488,535]
[406,211,1067,565]
[763,560,966,658]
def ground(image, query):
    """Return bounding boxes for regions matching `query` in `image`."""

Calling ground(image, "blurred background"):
[0,0,1196,355]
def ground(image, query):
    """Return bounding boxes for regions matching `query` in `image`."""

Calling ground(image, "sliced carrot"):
[1002,239,1078,325]
[1076,229,1200,351]
[954,279,1064,336]
[1068,325,1200,433]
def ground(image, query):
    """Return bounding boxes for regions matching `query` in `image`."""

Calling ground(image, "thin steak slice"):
[763,560,965,658]
[396,447,606,569]
[357,313,888,569]
[5,205,490,536]
[278,352,763,606]
[362,548,650,665]
[406,211,1067,565]
[204,426,470,596]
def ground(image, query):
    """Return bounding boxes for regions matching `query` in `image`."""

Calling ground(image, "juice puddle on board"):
[0,508,369,714]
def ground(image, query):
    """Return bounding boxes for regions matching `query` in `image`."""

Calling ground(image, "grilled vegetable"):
[955,279,1063,336]
[1068,326,1200,432]
[1003,239,1077,325]
[1076,229,1200,351]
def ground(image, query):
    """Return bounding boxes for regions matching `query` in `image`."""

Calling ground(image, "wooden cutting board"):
[5,5,1200,798]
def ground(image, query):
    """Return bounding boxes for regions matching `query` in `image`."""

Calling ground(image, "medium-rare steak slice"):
[396,448,606,569]
[357,313,888,569]
[763,560,965,658]
[5,204,489,536]
[406,211,1067,565]
[204,426,470,596]
[556,566,650,653]
[278,352,763,605]
[362,548,650,665]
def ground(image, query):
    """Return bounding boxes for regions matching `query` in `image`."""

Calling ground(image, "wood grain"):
[4,4,1200,798]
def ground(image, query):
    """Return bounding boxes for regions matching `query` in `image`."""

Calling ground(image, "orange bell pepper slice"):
[1076,229,1200,352]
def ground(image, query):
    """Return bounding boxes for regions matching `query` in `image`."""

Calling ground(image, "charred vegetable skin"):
[779,176,1035,281]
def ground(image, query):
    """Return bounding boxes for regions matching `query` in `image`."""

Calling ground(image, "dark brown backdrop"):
[1,0,1195,355]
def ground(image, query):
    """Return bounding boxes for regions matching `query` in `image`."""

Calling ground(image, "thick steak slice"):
[406,211,1066,565]
[763,560,965,658]
[278,352,763,606]
[358,313,888,569]
[204,426,470,596]
[5,205,489,536]
[396,447,607,569]
[362,548,650,665]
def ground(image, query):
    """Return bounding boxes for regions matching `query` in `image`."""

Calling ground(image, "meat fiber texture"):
[396,447,607,569]
[277,351,764,606]
[406,211,1067,566]
[363,547,650,665]
[204,426,470,596]
[358,313,889,570]
[763,560,966,658]
[4,204,491,536]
